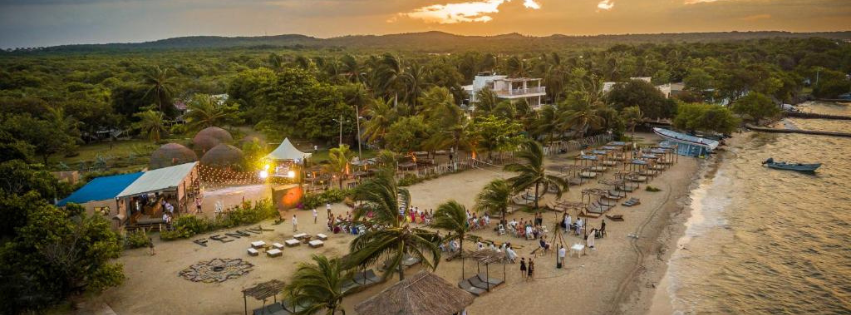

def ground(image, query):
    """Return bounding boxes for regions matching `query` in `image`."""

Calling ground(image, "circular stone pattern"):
[179,258,254,283]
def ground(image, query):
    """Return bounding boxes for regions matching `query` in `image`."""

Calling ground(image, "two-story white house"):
[464,73,547,110]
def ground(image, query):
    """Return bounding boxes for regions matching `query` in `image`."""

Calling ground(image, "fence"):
[542,134,614,156]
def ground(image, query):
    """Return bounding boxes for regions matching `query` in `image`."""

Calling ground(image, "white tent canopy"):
[118,162,197,197]
[265,138,311,161]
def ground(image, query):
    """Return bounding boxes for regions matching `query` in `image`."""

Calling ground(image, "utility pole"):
[338,114,343,146]
[355,105,362,162]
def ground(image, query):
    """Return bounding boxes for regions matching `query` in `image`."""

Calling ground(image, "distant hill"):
[13,30,851,53]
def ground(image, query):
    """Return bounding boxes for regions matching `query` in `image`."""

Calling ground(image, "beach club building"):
[653,128,719,157]
[464,73,547,110]
[57,172,144,229]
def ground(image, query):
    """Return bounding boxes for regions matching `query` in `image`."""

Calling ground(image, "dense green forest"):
[1,32,850,313]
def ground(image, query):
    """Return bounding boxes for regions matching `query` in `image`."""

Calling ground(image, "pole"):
[355,105,362,163]
[338,114,343,146]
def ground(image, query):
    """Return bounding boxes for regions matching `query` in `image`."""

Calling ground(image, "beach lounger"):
[247,248,259,256]
[253,302,288,315]
[568,178,583,186]
[605,214,624,221]
[401,256,421,268]
[293,233,308,239]
[580,172,598,179]
[467,276,492,290]
[308,240,324,248]
[477,274,504,287]
[251,241,267,248]
[266,249,282,257]
[622,198,641,207]
[316,233,328,240]
[458,280,486,296]
[341,279,363,294]
[628,176,647,183]
[363,269,383,284]
[272,243,285,250]
[284,239,300,247]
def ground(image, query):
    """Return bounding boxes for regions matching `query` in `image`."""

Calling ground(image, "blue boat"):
[762,158,821,173]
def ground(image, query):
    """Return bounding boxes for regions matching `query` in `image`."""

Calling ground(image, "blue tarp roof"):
[58,172,143,206]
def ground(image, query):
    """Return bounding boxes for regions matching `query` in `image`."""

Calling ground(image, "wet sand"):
[85,133,701,315]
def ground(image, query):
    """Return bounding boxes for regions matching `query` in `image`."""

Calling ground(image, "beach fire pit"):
[179,258,254,283]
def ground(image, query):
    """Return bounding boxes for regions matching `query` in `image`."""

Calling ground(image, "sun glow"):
[597,0,614,11]
[400,0,541,24]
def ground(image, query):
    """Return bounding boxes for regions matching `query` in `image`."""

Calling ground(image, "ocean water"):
[663,102,851,314]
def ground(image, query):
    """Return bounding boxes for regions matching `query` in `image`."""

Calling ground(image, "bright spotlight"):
[259,170,269,179]
[287,170,296,178]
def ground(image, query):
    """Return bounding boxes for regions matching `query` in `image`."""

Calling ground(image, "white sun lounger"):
[266,249,282,257]
[272,243,285,250]
[247,248,259,256]
[308,240,325,248]
[251,241,266,248]
[285,239,301,247]
[293,233,308,239]
[316,233,328,240]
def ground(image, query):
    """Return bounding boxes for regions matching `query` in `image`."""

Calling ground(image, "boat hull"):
[765,163,821,173]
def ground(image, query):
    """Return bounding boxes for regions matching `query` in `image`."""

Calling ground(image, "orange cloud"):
[740,13,771,21]
[398,0,540,24]
[597,0,614,11]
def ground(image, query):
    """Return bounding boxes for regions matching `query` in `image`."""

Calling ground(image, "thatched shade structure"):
[149,143,198,170]
[355,271,474,315]
[201,144,244,168]
[193,127,233,153]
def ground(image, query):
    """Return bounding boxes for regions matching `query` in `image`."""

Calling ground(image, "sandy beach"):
[83,133,702,315]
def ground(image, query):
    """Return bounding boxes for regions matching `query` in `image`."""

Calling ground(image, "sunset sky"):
[1,0,849,48]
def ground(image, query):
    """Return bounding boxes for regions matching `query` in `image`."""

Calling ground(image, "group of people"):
[399,206,435,225]
[466,210,490,230]
[506,216,548,240]
[560,213,586,236]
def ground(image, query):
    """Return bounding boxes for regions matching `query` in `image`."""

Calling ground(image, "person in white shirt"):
[558,245,567,265]
[505,246,517,263]
[292,215,298,232]
[575,218,584,235]
[563,214,572,232]
[483,214,490,226]
[312,209,318,224]
[586,230,596,249]
[326,202,332,218]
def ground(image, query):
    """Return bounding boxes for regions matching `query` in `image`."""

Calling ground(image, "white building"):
[464,73,547,110]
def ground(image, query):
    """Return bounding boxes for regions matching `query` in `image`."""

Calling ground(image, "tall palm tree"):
[143,66,176,114]
[403,62,429,110]
[284,255,351,315]
[475,179,513,221]
[340,54,364,84]
[559,92,606,139]
[132,109,167,142]
[349,174,440,281]
[184,94,241,131]
[325,144,353,190]
[362,97,396,146]
[473,87,499,116]
[432,200,471,279]
[503,140,567,210]
[622,106,643,138]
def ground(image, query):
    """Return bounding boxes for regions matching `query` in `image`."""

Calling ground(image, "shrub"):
[398,174,424,187]
[125,230,151,249]
[159,199,278,241]
[301,189,352,209]
[645,186,662,192]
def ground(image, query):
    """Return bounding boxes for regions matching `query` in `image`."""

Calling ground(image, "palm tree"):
[184,94,241,131]
[284,255,351,315]
[362,97,397,146]
[503,140,567,210]
[340,54,364,84]
[403,62,429,110]
[475,179,513,221]
[325,144,353,190]
[622,106,643,138]
[473,87,499,116]
[349,174,440,281]
[143,66,176,114]
[132,109,167,142]
[559,92,606,139]
[432,200,471,279]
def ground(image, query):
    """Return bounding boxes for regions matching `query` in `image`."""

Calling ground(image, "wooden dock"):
[745,124,851,138]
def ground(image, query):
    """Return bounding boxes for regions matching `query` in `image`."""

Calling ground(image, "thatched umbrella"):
[355,271,474,315]
[193,127,233,153]
[201,144,245,168]
[149,143,198,170]
[241,279,286,315]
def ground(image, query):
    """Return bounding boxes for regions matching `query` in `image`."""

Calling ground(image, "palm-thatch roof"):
[201,144,244,168]
[193,127,233,153]
[354,271,474,315]
[149,143,198,170]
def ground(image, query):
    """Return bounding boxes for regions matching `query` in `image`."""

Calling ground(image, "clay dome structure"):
[200,144,245,168]
[192,127,234,153]
[149,143,198,170]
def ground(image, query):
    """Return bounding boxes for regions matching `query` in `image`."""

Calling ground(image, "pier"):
[745,124,851,138]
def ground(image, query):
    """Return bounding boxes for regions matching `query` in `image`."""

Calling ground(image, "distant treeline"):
[5,31,851,54]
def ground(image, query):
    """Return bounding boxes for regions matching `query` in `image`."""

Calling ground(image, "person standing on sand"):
[148,237,155,256]
[292,214,298,232]
[312,209,318,224]
[558,245,566,266]
[520,257,527,280]
[326,202,332,219]
[527,258,535,281]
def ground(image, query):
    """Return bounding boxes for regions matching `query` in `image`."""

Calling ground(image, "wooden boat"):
[762,158,821,173]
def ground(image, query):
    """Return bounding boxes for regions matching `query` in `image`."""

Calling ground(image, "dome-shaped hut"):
[193,127,233,153]
[149,143,198,170]
[201,144,245,168]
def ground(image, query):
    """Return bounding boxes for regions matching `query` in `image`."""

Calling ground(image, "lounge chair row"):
[458,274,504,297]
[341,269,384,294]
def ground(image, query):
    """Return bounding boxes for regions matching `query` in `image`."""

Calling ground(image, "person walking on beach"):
[326,202,332,219]
[527,258,535,281]
[520,257,527,280]
[558,245,566,267]
[292,214,298,232]
[148,237,155,256]
[313,208,318,224]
